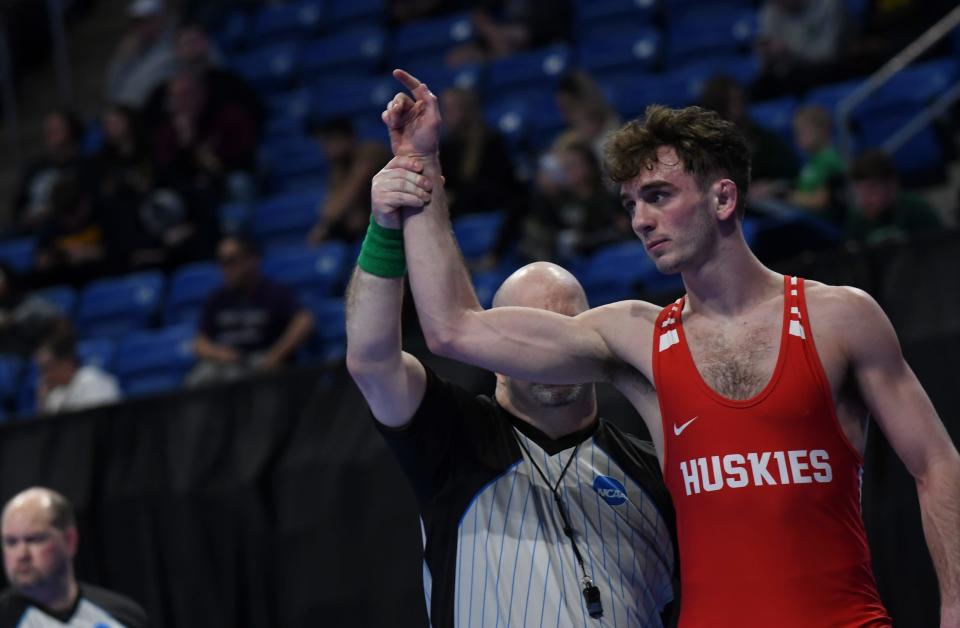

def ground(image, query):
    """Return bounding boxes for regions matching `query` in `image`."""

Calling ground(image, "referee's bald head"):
[492,262,589,317]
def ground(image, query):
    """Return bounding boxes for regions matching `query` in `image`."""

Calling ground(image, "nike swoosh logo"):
[673,416,699,436]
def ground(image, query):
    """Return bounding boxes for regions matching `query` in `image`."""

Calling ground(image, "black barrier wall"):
[0,233,957,627]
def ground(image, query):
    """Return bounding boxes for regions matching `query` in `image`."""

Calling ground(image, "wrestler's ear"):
[713,179,738,221]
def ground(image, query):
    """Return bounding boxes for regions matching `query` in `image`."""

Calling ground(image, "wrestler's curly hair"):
[603,105,752,217]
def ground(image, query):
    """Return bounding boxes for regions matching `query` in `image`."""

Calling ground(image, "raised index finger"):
[393,68,431,99]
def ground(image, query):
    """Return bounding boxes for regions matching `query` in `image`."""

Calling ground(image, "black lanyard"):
[514,432,604,619]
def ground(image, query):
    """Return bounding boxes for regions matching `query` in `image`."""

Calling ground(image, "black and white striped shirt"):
[377,368,678,628]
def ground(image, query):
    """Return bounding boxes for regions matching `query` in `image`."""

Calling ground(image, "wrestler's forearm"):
[917,451,960,625]
[402,155,483,349]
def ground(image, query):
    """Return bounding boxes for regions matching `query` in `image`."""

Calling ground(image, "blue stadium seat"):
[598,72,671,119]
[165,263,223,326]
[574,0,659,38]
[750,97,799,146]
[301,295,346,362]
[250,0,323,43]
[259,135,329,188]
[33,285,77,318]
[262,243,352,302]
[230,42,299,91]
[488,44,572,100]
[301,25,385,76]
[76,272,165,339]
[215,9,249,52]
[326,0,385,29]
[577,27,662,76]
[77,337,118,371]
[0,354,22,415]
[400,64,484,96]
[660,56,761,106]
[0,237,35,273]
[266,88,314,133]
[253,190,323,252]
[576,241,666,305]
[484,99,531,154]
[114,324,197,398]
[390,11,474,67]
[664,7,757,68]
[860,58,958,116]
[308,75,396,122]
[453,212,506,261]
[472,269,510,309]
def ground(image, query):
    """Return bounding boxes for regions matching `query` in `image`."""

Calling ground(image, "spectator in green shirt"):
[847,149,942,245]
[789,104,846,222]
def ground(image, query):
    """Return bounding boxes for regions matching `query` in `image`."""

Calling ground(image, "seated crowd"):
[0,0,955,419]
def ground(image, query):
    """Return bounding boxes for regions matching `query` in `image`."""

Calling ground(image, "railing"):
[836,4,960,163]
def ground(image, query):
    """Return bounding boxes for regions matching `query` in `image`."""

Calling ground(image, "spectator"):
[788,104,846,221]
[518,142,629,262]
[0,263,64,359]
[752,0,847,98]
[35,329,121,415]
[551,70,621,161]
[306,117,390,245]
[141,24,264,139]
[95,105,219,272]
[188,235,314,387]
[106,0,178,109]
[10,110,86,236]
[446,0,573,65]
[438,86,525,219]
[699,75,799,200]
[33,174,107,287]
[846,149,943,244]
[0,487,147,626]
[152,70,259,202]
[90,105,158,271]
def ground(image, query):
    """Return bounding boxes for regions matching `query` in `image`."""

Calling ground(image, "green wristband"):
[357,215,406,277]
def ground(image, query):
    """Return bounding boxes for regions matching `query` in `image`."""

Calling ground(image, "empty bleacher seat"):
[231,42,300,91]
[750,97,800,147]
[472,269,510,309]
[253,191,323,252]
[574,0,659,38]
[165,263,223,326]
[488,44,572,101]
[114,324,197,397]
[390,11,474,68]
[301,295,346,362]
[259,135,329,189]
[301,25,386,76]
[262,243,352,302]
[453,212,506,261]
[308,75,396,122]
[76,272,165,339]
[0,237,36,273]
[326,0,385,30]
[250,0,323,43]
[0,354,22,418]
[664,6,757,68]
[399,63,484,96]
[576,241,669,305]
[577,27,662,76]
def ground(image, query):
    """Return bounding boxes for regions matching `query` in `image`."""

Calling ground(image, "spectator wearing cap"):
[306,117,390,245]
[846,149,943,244]
[106,0,177,108]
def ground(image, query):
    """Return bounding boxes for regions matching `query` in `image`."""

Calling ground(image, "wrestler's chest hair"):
[683,307,782,401]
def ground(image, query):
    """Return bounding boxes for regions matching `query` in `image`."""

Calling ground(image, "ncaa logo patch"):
[593,476,627,506]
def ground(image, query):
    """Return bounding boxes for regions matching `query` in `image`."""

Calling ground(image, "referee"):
[346,157,678,627]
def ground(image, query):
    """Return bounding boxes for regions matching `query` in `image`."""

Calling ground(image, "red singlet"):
[653,275,892,627]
